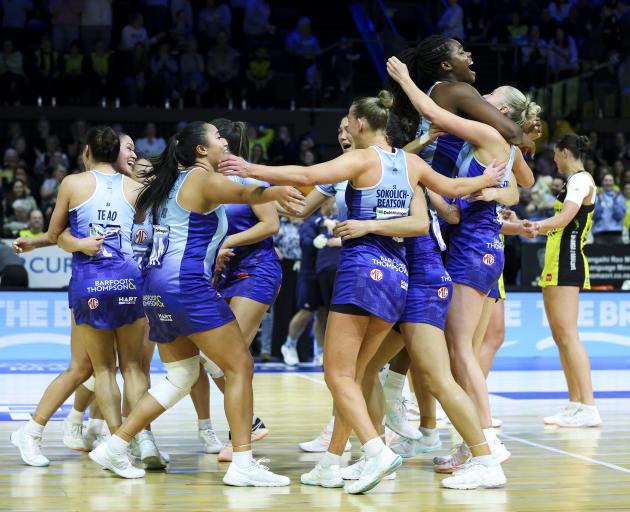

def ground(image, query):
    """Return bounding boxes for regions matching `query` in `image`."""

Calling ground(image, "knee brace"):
[200,354,224,379]
[83,375,96,392]
[148,356,200,409]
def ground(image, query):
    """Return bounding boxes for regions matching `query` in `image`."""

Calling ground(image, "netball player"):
[219,90,506,493]
[532,134,601,428]
[189,118,278,459]
[11,127,149,467]
[88,121,300,486]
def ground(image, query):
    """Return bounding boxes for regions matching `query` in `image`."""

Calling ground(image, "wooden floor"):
[1,371,630,512]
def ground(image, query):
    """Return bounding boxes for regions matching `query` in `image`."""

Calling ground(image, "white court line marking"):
[293,373,326,385]
[501,433,630,474]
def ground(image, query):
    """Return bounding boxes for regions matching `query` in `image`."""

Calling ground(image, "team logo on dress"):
[88,298,99,310]
[134,229,148,244]
[437,287,449,299]
[482,254,495,266]
[158,313,173,322]
[370,269,383,282]
[118,297,137,305]
[546,273,552,282]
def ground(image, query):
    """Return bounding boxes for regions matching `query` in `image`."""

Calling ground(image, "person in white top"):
[135,123,167,157]
[120,13,150,51]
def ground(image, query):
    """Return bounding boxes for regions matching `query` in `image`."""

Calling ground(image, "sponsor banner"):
[521,243,630,288]
[0,291,628,362]
[2,239,71,289]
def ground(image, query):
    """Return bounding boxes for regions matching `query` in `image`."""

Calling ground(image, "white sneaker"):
[223,459,290,487]
[491,417,503,428]
[441,460,507,489]
[89,442,145,479]
[281,344,299,366]
[84,426,109,451]
[199,428,223,454]
[299,422,351,453]
[489,437,511,464]
[343,447,402,494]
[390,431,442,458]
[433,443,471,473]
[385,398,422,440]
[300,463,344,488]
[555,405,602,428]
[63,419,89,452]
[137,430,165,469]
[340,456,397,481]
[543,402,581,425]
[10,426,50,467]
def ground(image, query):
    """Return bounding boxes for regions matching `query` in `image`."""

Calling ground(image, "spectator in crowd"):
[39,165,67,220]
[605,132,630,167]
[206,31,240,106]
[34,136,68,176]
[438,0,465,40]
[1,149,19,189]
[149,43,179,104]
[249,143,267,165]
[3,198,31,237]
[330,37,360,103]
[169,9,192,52]
[269,125,298,165]
[198,0,232,50]
[61,40,86,104]
[136,123,166,157]
[246,46,274,107]
[122,42,149,105]
[50,0,83,51]
[242,0,275,50]
[247,125,274,160]
[464,0,488,41]
[89,40,112,100]
[539,8,558,40]
[0,40,26,104]
[623,182,630,232]
[3,179,37,218]
[1,0,32,48]
[0,240,28,288]
[593,173,627,244]
[120,13,150,51]
[521,25,548,86]
[547,27,579,79]
[171,0,194,33]
[29,36,62,103]
[34,118,51,153]
[618,52,630,95]
[81,0,113,51]
[285,17,321,88]
[19,209,44,238]
[65,120,88,168]
[180,38,207,106]
[508,12,528,46]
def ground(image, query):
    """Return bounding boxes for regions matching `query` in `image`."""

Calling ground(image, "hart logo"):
[134,229,148,244]
[87,298,99,310]
[437,287,449,299]
[482,254,495,266]
[118,297,137,305]
[370,269,383,282]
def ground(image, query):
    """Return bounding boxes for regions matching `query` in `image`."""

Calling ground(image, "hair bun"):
[377,90,394,110]
[576,135,590,152]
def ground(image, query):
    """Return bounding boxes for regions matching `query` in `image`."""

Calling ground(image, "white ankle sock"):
[198,419,212,430]
[383,370,406,402]
[419,426,436,437]
[580,403,597,411]
[320,451,341,468]
[363,436,384,458]
[473,454,497,467]
[67,407,84,424]
[87,418,105,433]
[25,418,45,436]
[233,449,254,469]
[109,435,129,454]
[482,428,497,443]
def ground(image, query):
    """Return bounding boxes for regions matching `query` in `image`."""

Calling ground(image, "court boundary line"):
[293,374,630,475]
[489,433,630,474]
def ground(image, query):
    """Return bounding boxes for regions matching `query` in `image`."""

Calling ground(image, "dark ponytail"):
[556,133,590,161]
[211,118,249,158]
[136,121,209,215]
[86,125,120,163]
[387,35,455,145]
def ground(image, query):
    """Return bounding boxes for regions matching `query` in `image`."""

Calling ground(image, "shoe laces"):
[389,399,406,418]
[253,457,271,471]
[69,422,84,437]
